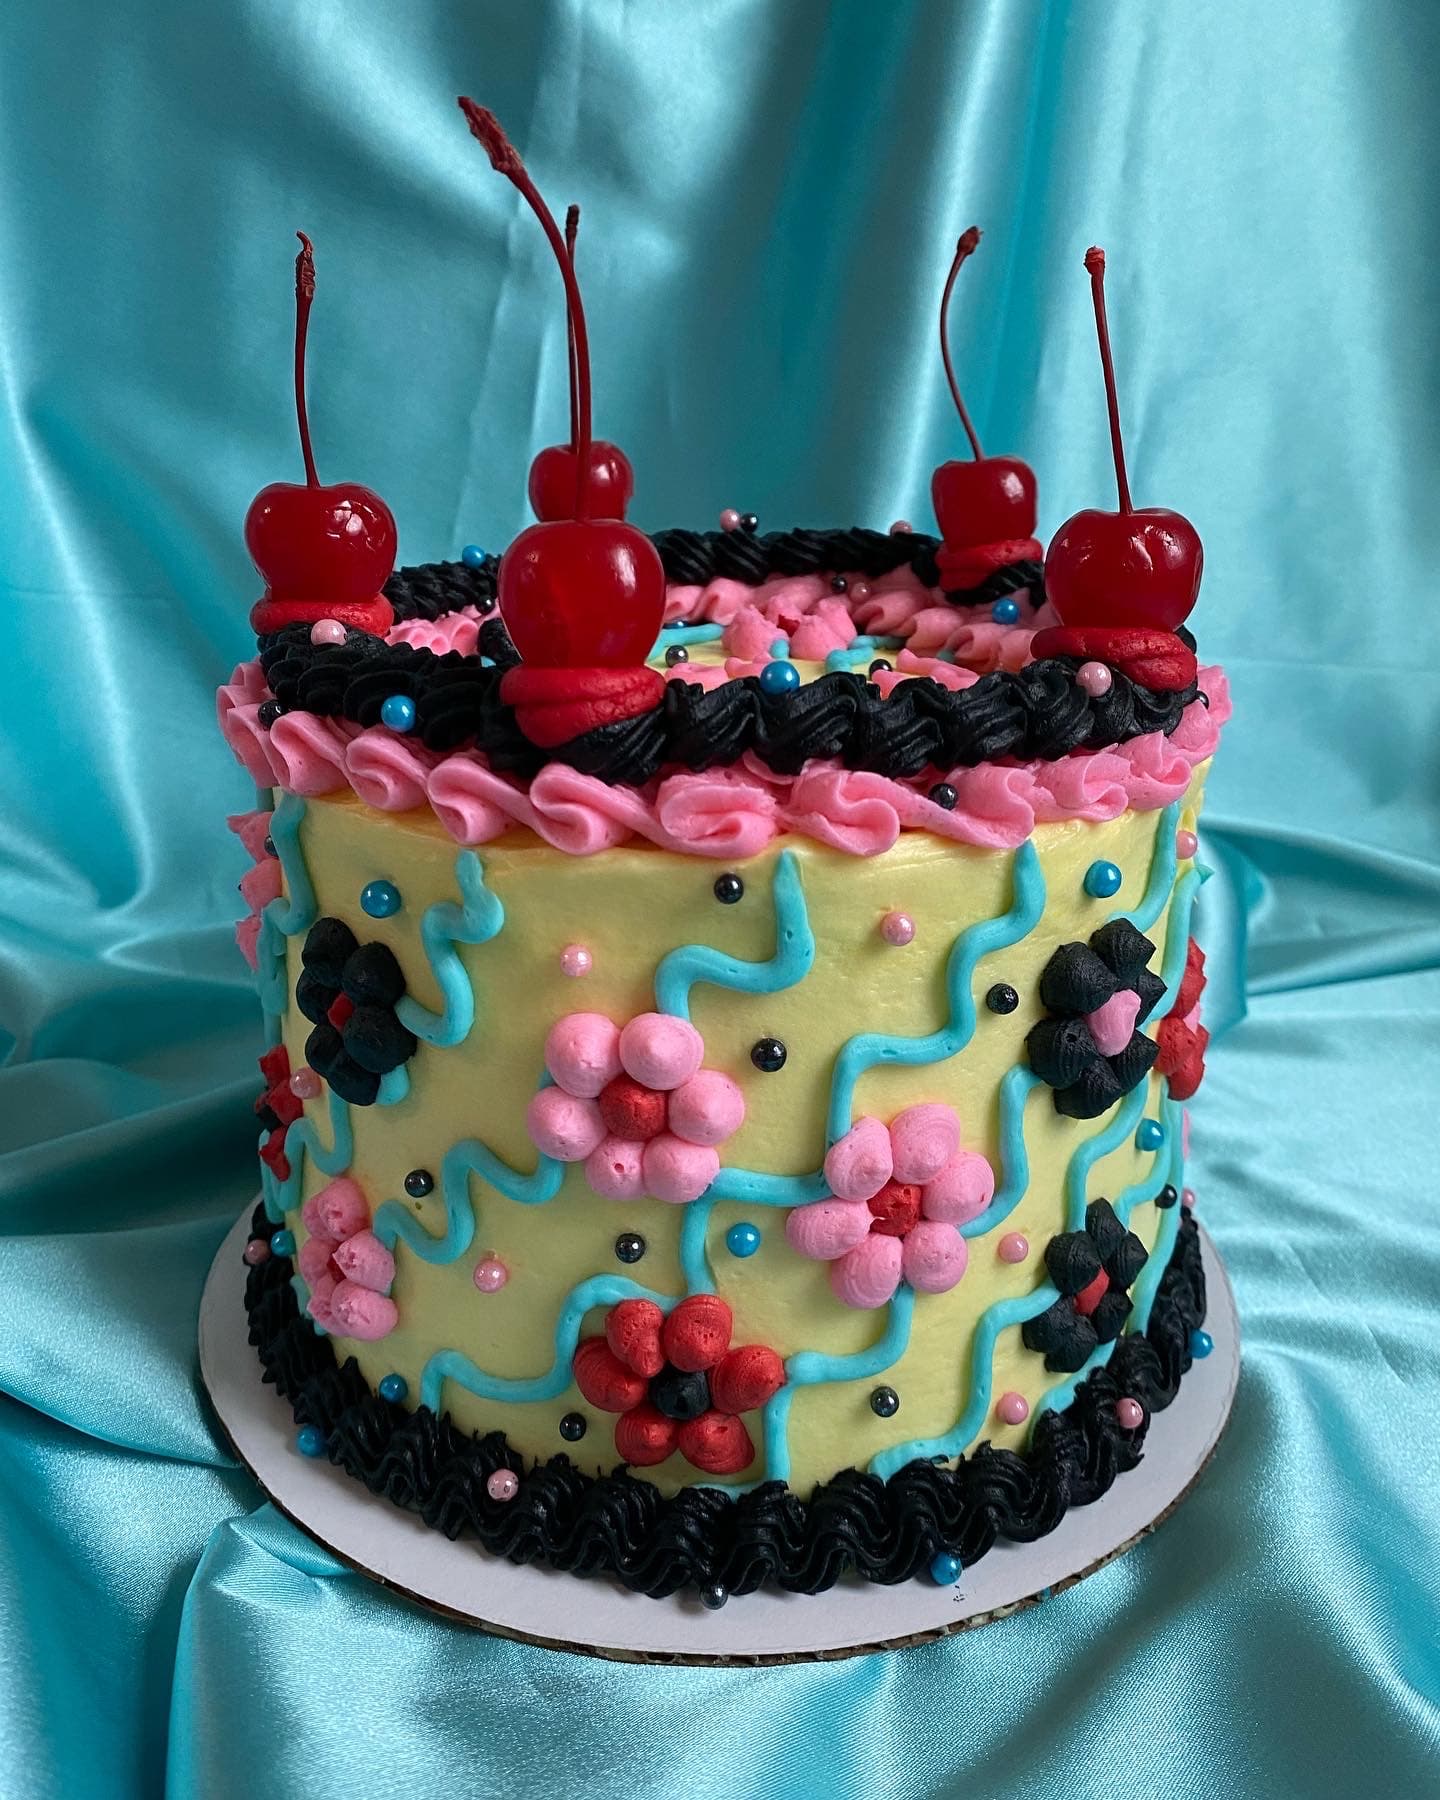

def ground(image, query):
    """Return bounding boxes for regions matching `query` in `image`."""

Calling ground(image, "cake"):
[219,104,1224,1605]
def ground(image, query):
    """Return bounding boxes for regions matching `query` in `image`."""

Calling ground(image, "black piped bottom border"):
[244,1207,1206,1600]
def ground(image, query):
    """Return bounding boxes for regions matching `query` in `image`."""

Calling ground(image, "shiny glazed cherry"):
[498,519,664,666]
[528,440,634,522]
[931,454,1037,550]
[1044,506,1203,630]
[245,481,397,605]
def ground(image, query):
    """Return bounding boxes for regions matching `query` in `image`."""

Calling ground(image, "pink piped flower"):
[297,1177,397,1341]
[527,1012,745,1205]
[786,1104,993,1309]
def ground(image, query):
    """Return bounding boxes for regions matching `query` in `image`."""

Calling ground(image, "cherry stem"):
[460,100,593,518]
[293,231,319,488]
[1085,246,1132,514]
[564,204,579,453]
[939,227,984,460]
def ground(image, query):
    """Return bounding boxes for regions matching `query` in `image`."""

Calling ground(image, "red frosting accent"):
[249,595,395,637]
[1028,625,1198,692]
[1157,1015,1209,1100]
[572,1337,648,1413]
[258,1130,291,1180]
[499,665,666,749]
[865,1179,923,1239]
[709,1345,786,1416]
[604,1298,666,1378]
[677,1410,755,1476]
[661,1293,733,1373]
[1073,1268,1110,1317]
[326,993,355,1032]
[1175,938,1206,1018]
[614,1403,679,1466]
[255,1046,301,1180]
[935,537,1044,589]
[597,1074,669,1142]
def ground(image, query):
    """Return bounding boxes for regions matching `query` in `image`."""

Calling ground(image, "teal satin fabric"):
[3,1,1438,1794]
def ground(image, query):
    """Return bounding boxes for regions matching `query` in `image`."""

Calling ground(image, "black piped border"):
[244,1206,1207,1600]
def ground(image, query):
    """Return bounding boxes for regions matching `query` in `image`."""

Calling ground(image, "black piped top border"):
[244,1204,1206,1599]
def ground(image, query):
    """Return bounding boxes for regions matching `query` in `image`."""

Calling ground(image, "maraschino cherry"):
[930,228,1041,593]
[245,234,397,637]
[526,204,635,523]
[460,100,665,747]
[1044,248,1203,632]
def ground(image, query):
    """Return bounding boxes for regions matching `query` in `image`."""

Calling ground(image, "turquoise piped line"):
[679,1168,830,1293]
[868,1283,1058,1480]
[372,1133,564,1265]
[377,1066,410,1106]
[960,1066,1044,1239]
[394,850,504,1048]
[652,622,724,652]
[419,1274,676,1413]
[265,793,315,935]
[261,1090,354,1221]
[826,841,1045,1142]
[1063,1083,1148,1232]
[762,1288,915,1483]
[1157,866,1203,997]
[654,849,814,1020]
[1113,799,1181,934]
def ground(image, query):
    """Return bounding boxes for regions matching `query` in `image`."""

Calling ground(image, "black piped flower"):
[1025,919,1165,1118]
[295,918,416,1106]
[1021,1198,1149,1373]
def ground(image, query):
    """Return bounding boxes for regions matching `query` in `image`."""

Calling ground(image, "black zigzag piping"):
[243,1206,1207,1600]
[384,556,499,621]
[650,525,942,588]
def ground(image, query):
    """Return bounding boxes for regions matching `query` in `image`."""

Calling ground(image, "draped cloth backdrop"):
[0,2,1437,1795]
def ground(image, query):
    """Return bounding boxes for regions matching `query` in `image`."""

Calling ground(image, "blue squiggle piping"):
[372,1133,564,1264]
[394,850,504,1048]
[419,1274,677,1413]
[261,1090,354,1222]
[254,794,315,1018]
[1113,798,1182,934]
[762,1287,916,1483]
[826,842,1046,1141]
[652,622,725,653]
[654,849,815,1020]
[959,1066,1044,1239]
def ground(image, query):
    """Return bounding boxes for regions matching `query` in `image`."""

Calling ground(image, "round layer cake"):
[221,525,1224,1598]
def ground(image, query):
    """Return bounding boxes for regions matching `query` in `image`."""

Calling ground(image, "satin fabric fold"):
[1,1,1437,1795]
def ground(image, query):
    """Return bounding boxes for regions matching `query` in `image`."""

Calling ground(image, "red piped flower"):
[571,1295,785,1476]
[255,1046,303,1179]
[1156,938,1209,1101]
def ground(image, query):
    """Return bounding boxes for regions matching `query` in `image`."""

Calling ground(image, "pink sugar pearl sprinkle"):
[1115,1398,1145,1430]
[559,944,593,978]
[473,1256,508,1294]
[310,618,347,646]
[242,1239,271,1266]
[486,1469,519,1502]
[719,507,741,531]
[1076,660,1113,697]
[998,1232,1029,1264]
[880,910,916,947]
[996,1391,1030,1426]
[1176,828,1199,859]
[288,1068,322,1099]
[1182,1186,1197,1211]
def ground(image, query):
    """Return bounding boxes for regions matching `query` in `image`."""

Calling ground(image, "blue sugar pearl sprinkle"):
[269,1228,296,1257]
[759,659,800,696]
[361,879,402,919]
[1191,1329,1214,1359]
[991,597,1021,625]
[726,1222,762,1258]
[1136,1119,1165,1153]
[296,1424,327,1458]
[380,694,416,733]
[461,544,487,568]
[929,1551,963,1587]
[1084,860,1123,899]
[379,1374,409,1403]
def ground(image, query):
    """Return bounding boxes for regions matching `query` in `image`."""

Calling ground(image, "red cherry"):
[1044,248,1202,631]
[528,440,635,522]
[245,234,395,635]
[930,228,1040,554]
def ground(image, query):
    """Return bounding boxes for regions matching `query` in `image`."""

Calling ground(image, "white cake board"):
[200,1205,1238,1665]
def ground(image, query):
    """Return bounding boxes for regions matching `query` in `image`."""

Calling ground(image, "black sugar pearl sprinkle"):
[751,1037,787,1073]
[869,659,892,676]
[477,594,497,615]
[713,872,744,905]
[739,512,759,533]
[700,1584,729,1611]
[263,835,276,857]
[258,701,284,728]
[985,984,1019,1016]
[665,644,689,666]
[614,1231,646,1265]
[404,1168,435,1198]
[830,575,848,593]
[870,1385,900,1418]
[559,1412,587,1443]
[1156,1184,1179,1210]
[928,782,958,811]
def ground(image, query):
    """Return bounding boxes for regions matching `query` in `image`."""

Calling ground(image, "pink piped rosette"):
[785,1104,993,1309]
[297,1177,397,1340]
[526,1011,745,1205]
